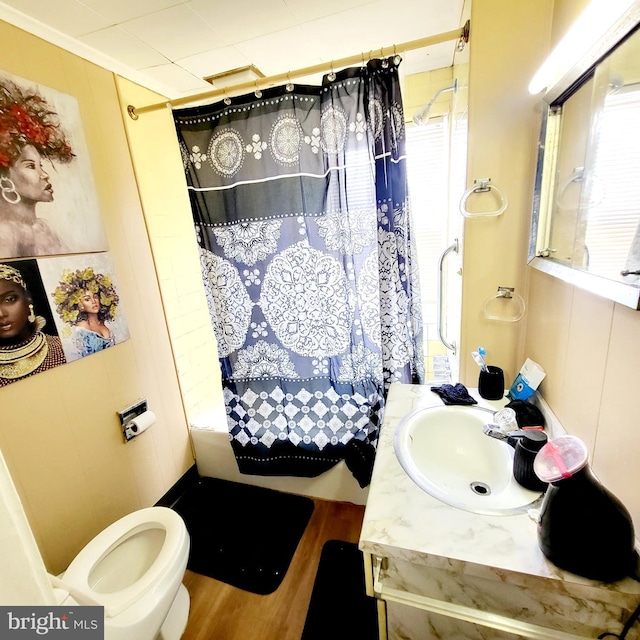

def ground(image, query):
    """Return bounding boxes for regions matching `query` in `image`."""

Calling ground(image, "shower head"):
[413,80,458,127]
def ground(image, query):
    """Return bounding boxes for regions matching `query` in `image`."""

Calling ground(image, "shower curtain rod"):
[126,21,469,119]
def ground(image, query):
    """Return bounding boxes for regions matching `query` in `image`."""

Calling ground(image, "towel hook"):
[459,178,508,218]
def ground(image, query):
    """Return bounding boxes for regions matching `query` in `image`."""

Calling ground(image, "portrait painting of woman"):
[0,260,66,386]
[39,252,130,362]
[0,71,108,260]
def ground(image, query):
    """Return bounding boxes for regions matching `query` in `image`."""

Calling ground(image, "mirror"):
[529,9,640,308]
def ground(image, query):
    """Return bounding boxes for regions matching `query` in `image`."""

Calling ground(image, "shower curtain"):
[173,57,423,487]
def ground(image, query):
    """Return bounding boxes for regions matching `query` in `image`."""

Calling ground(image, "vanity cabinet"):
[363,551,638,639]
[359,384,640,640]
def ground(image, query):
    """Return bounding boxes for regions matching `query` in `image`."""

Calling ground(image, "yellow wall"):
[523,0,640,533]
[461,0,554,389]
[116,78,224,428]
[462,0,640,534]
[404,66,455,122]
[2,0,638,578]
[0,22,193,575]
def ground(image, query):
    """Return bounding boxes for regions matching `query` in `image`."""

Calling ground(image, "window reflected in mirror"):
[531,21,640,306]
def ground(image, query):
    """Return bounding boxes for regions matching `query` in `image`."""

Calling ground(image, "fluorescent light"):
[528,0,637,95]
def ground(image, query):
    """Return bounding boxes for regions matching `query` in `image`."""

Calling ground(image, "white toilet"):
[57,506,190,640]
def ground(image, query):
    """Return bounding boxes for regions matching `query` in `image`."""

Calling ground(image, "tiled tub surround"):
[359,384,640,640]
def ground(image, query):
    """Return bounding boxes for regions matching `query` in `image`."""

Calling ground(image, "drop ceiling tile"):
[189,0,296,45]
[120,4,221,61]
[177,47,252,80]
[234,26,324,77]
[141,62,211,94]
[400,0,465,36]
[80,0,190,25]
[284,0,376,23]
[0,0,466,102]
[299,0,462,65]
[401,43,456,76]
[79,26,168,69]
[0,0,110,36]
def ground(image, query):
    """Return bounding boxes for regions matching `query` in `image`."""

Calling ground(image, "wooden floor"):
[180,497,366,640]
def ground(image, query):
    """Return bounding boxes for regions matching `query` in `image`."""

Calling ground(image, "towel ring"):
[459,178,508,218]
[482,287,526,322]
[556,167,604,210]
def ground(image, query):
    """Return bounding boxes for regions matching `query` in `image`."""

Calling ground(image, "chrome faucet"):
[482,423,527,448]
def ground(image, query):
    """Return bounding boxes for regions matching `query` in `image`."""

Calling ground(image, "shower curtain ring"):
[285,73,294,92]
[223,89,231,105]
[254,82,262,98]
[381,47,389,68]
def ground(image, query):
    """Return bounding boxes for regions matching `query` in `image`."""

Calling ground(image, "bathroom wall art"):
[0,259,66,386]
[0,253,130,386]
[39,252,130,363]
[0,70,108,260]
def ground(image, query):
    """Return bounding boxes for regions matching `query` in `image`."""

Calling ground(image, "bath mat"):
[301,540,379,640]
[171,477,314,595]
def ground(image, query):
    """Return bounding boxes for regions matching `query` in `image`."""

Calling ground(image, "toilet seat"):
[62,507,188,618]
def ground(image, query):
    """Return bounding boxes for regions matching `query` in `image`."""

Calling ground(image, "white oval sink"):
[393,405,543,516]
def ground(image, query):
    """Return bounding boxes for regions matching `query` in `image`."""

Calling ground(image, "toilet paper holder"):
[118,399,148,442]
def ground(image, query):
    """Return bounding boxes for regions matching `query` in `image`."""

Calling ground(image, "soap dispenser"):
[533,435,636,582]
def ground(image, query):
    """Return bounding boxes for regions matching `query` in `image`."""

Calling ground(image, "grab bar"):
[459,178,508,217]
[437,239,458,354]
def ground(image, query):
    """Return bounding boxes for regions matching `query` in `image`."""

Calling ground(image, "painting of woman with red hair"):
[0,72,108,259]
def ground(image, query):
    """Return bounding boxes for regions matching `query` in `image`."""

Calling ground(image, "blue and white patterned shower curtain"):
[173,58,423,487]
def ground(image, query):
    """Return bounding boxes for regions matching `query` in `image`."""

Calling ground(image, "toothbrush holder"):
[478,366,505,400]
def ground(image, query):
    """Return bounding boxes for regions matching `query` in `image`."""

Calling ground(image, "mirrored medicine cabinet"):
[529,6,640,308]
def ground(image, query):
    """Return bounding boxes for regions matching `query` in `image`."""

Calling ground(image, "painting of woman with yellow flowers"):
[39,253,129,362]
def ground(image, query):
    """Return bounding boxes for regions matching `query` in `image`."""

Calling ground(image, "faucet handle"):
[482,423,509,440]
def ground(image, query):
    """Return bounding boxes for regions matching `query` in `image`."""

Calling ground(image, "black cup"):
[513,431,548,491]
[478,365,504,400]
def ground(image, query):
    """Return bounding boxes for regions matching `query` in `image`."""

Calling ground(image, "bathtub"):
[190,425,369,505]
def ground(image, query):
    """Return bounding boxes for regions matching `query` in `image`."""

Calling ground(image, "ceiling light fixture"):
[204,65,265,90]
[528,0,637,95]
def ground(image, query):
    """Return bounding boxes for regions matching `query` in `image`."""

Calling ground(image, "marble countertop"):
[359,382,640,598]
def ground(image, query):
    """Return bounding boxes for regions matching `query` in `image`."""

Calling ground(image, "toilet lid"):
[62,507,187,617]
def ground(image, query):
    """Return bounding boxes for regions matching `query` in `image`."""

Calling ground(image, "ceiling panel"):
[80,0,190,25]
[0,0,109,37]
[0,0,467,100]
[141,61,212,93]
[79,26,169,70]
[234,25,325,77]
[284,0,377,24]
[189,0,297,45]
[119,4,222,61]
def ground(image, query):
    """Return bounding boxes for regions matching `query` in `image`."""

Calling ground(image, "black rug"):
[171,477,314,595]
[301,540,379,640]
